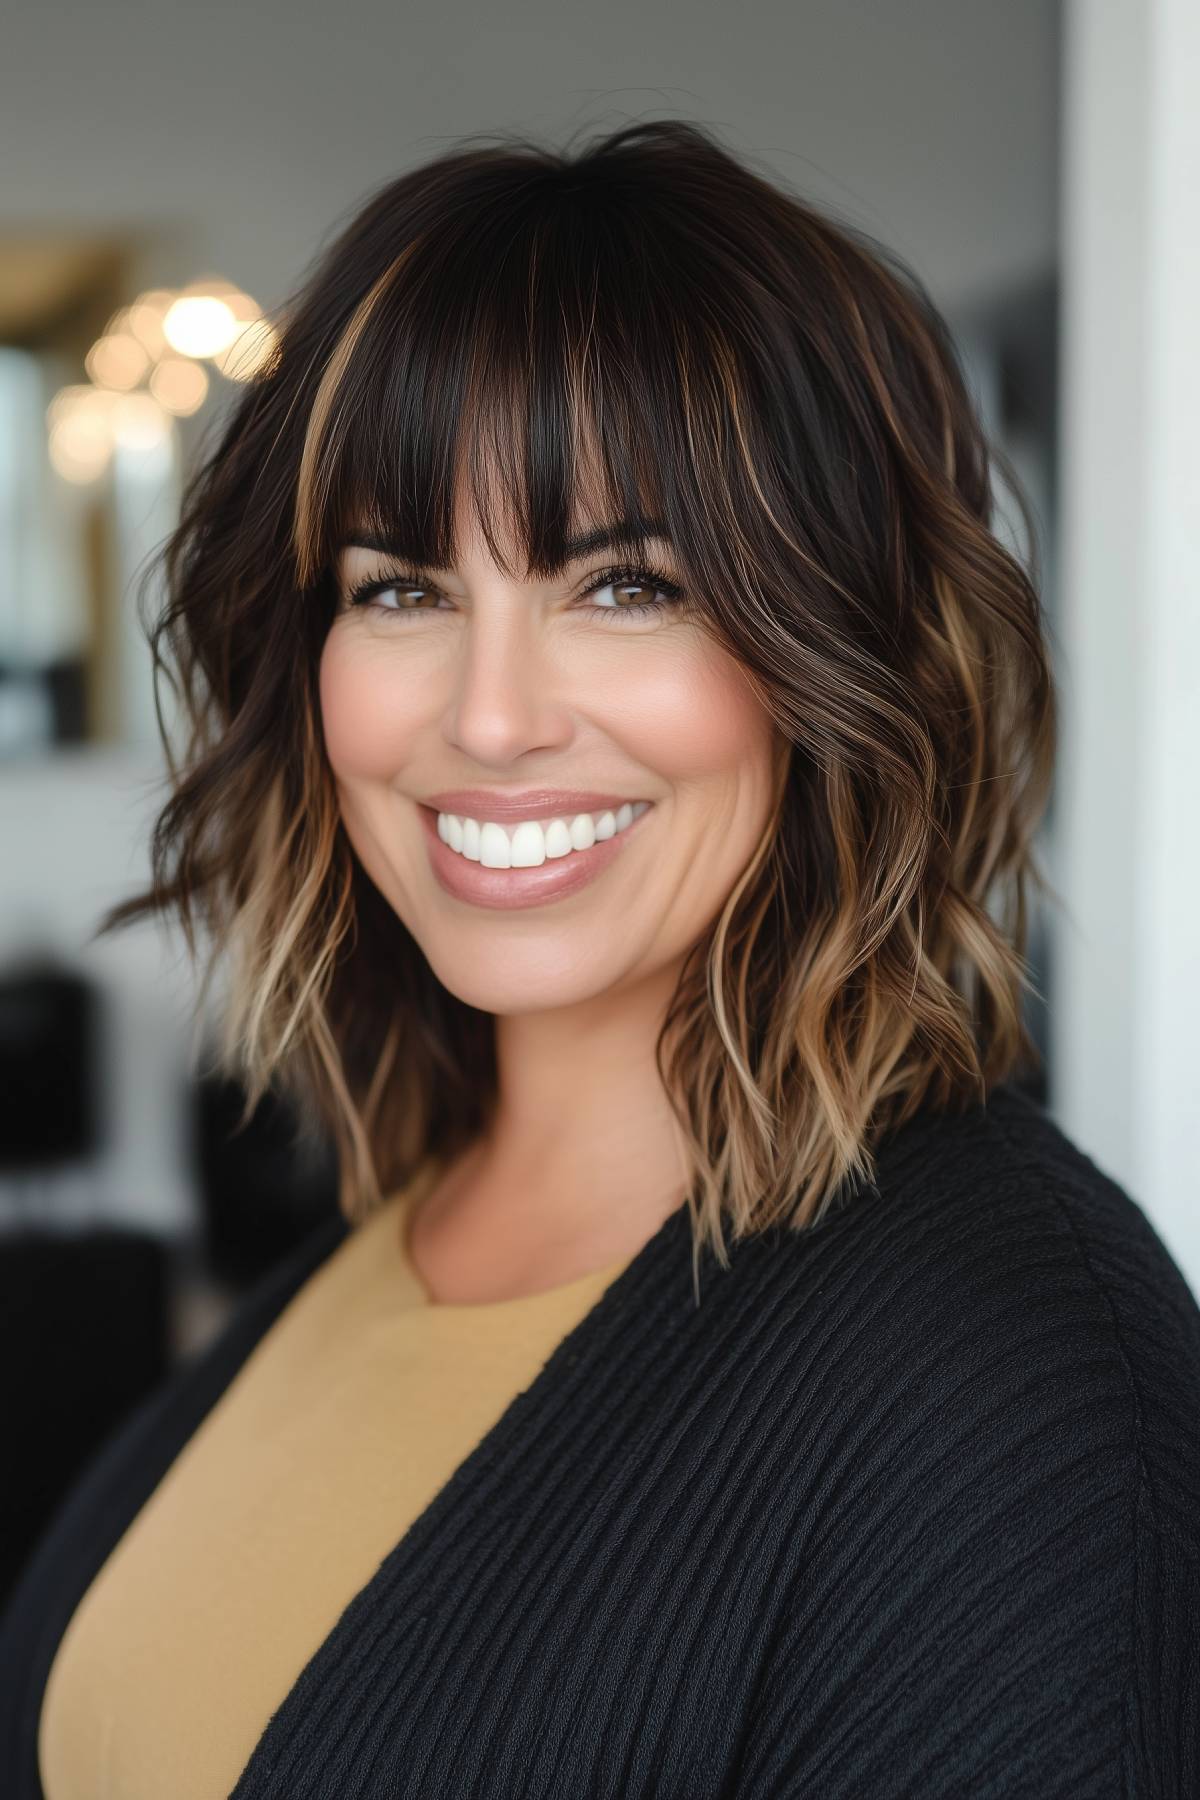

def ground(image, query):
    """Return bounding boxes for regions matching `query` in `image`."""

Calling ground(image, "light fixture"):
[47,273,271,480]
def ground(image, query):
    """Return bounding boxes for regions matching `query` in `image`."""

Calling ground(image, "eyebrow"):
[336,518,669,574]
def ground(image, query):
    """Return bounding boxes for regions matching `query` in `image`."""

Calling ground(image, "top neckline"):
[364,1165,645,1314]
[223,1184,699,1795]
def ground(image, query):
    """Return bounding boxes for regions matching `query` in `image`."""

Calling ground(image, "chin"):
[416,932,635,1015]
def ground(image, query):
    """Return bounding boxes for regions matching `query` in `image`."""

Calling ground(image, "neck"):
[411,961,692,1297]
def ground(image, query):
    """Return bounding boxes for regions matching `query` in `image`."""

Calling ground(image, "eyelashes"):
[342,562,690,625]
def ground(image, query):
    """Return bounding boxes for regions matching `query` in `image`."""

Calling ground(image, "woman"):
[2,119,1197,1798]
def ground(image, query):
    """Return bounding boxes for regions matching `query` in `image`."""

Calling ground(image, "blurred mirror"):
[0,236,275,756]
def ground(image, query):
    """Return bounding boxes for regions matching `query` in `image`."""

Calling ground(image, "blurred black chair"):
[191,1068,340,1289]
[0,1227,168,1610]
[0,957,98,1179]
[0,955,170,1612]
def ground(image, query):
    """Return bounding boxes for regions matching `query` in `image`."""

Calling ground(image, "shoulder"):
[764,1082,1200,1534]
[738,1074,1200,1597]
[726,1085,1200,1794]
[716,1083,1200,1513]
[834,1082,1200,1537]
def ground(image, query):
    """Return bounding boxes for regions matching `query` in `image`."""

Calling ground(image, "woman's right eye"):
[344,577,444,618]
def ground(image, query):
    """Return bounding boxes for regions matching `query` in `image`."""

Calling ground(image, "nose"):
[441,599,574,767]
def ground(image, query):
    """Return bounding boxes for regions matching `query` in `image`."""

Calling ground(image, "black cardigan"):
[2,1082,1197,1798]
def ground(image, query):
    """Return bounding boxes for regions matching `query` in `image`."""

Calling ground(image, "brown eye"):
[345,577,444,617]
[581,563,688,622]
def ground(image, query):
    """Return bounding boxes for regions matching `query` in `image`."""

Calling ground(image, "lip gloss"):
[417,802,653,911]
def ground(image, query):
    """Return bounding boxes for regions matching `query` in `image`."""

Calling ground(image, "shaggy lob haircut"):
[98,118,1059,1264]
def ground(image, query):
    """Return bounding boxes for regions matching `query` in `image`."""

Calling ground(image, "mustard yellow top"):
[39,1176,634,1800]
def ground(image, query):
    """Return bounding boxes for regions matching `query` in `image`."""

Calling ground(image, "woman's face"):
[319,483,782,1016]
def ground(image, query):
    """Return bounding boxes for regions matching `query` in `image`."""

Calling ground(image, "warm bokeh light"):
[222,287,262,323]
[181,273,237,297]
[111,392,172,451]
[149,356,209,415]
[48,407,114,483]
[46,384,108,431]
[213,316,279,382]
[46,272,265,482]
[126,289,176,359]
[102,305,133,339]
[162,295,240,358]
[85,333,150,391]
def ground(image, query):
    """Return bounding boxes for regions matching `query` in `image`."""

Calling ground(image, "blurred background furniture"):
[0,951,337,1615]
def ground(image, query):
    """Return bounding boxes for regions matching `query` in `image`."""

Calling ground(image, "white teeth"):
[436,802,650,867]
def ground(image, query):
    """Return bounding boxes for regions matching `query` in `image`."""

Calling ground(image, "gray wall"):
[2,0,1059,316]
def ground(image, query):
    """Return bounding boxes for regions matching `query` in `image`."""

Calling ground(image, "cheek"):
[318,624,775,791]
[318,630,417,781]
[619,638,772,781]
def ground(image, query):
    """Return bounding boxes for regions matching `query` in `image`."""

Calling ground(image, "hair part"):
[97,117,1060,1268]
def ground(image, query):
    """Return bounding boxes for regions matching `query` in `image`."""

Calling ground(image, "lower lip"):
[417,803,653,911]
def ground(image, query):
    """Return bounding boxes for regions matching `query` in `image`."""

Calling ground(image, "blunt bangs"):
[293,171,758,606]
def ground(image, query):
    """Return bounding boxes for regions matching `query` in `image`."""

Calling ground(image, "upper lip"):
[424,789,647,823]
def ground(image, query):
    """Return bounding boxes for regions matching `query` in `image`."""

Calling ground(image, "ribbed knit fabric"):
[1,1081,1197,1798]
[36,1172,633,1800]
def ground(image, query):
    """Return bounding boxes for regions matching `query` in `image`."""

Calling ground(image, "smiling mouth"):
[431,801,651,868]
[416,797,653,910]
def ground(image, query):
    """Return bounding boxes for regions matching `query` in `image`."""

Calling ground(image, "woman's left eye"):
[580,564,688,621]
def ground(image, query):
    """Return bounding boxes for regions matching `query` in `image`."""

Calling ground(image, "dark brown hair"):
[97,118,1058,1264]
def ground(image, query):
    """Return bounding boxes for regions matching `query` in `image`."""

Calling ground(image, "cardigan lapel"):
[0,1207,352,1800]
[225,1195,697,1796]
